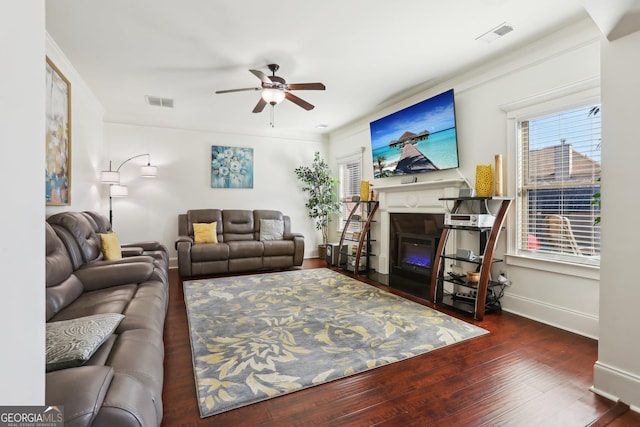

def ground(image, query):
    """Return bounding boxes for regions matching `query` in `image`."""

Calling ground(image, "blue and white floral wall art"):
[211,146,254,189]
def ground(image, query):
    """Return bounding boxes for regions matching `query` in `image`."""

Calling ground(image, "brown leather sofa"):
[44,212,169,427]
[48,211,169,280]
[176,209,304,277]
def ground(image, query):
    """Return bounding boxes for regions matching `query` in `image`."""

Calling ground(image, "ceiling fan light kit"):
[216,63,326,125]
[261,88,286,105]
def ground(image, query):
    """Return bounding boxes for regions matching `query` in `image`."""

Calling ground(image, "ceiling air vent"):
[476,22,514,43]
[145,95,174,108]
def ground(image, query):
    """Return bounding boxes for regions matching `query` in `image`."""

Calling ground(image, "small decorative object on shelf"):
[466,271,480,283]
[360,181,370,201]
[475,164,493,197]
[494,154,504,197]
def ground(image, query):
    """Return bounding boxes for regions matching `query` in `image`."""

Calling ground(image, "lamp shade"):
[140,164,158,177]
[261,88,286,105]
[101,170,120,184]
[110,184,129,197]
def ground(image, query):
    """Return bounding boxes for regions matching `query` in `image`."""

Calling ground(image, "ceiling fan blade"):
[287,83,326,91]
[252,98,267,113]
[285,92,314,111]
[250,69,273,85]
[215,87,260,94]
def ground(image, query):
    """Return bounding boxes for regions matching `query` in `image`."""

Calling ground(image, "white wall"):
[328,19,602,338]
[593,28,640,410]
[103,124,326,261]
[45,35,105,216]
[0,1,45,404]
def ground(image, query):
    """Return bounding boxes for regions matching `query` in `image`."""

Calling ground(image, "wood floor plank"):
[160,261,634,426]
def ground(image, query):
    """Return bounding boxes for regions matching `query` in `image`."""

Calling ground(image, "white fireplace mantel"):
[372,177,466,274]
[375,178,465,213]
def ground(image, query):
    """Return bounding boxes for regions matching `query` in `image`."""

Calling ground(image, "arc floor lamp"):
[100,153,158,225]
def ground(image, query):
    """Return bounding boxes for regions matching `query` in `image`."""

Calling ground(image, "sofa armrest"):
[175,239,193,277]
[75,262,154,292]
[46,365,114,427]
[284,232,303,240]
[175,235,193,250]
[81,255,156,270]
[121,246,144,257]
[284,233,305,266]
[122,241,168,253]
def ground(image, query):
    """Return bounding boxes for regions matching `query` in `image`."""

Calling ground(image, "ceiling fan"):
[215,63,326,113]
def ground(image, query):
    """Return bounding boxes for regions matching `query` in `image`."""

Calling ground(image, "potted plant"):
[294,152,341,259]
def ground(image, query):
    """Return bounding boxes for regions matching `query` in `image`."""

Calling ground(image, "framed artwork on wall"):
[211,145,254,189]
[45,57,72,205]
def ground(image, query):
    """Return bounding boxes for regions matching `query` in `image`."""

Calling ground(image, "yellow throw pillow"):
[100,232,122,260]
[193,222,218,244]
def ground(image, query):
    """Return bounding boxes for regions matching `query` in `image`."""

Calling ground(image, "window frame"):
[502,82,601,280]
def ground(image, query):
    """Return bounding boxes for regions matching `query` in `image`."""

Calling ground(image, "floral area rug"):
[183,268,488,417]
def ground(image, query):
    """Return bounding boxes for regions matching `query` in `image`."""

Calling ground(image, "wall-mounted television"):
[369,88,459,178]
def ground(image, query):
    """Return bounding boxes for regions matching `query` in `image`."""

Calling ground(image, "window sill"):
[505,253,600,280]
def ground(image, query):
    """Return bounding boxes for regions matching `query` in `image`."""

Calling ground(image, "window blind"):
[338,157,362,231]
[517,104,601,265]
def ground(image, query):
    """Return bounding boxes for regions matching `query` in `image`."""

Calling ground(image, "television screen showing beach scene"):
[369,89,459,178]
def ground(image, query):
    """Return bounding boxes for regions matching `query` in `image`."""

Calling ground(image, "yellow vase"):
[475,164,493,197]
[360,181,370,201]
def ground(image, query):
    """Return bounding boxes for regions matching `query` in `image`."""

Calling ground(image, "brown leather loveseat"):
[44,211,169,427]
[175,209,304,277]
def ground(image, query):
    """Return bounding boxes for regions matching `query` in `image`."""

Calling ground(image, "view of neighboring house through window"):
[517,103,601,266]
[338,155,362,232]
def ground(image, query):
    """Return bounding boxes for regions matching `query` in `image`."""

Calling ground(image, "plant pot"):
[318,244,327,261]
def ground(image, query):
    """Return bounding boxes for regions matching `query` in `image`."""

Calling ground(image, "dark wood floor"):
[161,260,639,426]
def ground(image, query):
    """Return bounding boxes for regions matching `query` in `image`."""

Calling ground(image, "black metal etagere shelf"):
[337,200,379,276]
[429,197,512,320]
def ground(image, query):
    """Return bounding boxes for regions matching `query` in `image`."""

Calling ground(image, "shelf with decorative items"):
[429,196,512,321]
[337,199,379,276]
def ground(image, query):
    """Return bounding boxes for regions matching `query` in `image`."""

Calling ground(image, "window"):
[337,154,362,231]
[516,103,601,266]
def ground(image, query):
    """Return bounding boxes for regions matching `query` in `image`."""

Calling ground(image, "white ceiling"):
[45,0,591,137]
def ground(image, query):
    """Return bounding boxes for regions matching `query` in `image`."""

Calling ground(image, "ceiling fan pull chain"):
[270,105,275,128]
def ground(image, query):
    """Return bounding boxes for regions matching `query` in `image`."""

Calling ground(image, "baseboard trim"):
[593,361,640,410]
[501,292,598,339]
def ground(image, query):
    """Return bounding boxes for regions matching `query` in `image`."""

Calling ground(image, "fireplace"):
[396,233,436,276]
[388,213,443,298]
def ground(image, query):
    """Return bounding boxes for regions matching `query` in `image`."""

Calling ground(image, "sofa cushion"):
[49,284,137,322]
[100,232,122,260]
[48,211,104,265]
[263,240,295,256]
[228,240,264,258]
[193,222,218,244]
[46,313,125,372]
[223,210,255,241]
[46,366,114,427]
[191,242,230,262]
[187,209,223,239]
[46,223,84,321]
[259,219,284,241]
